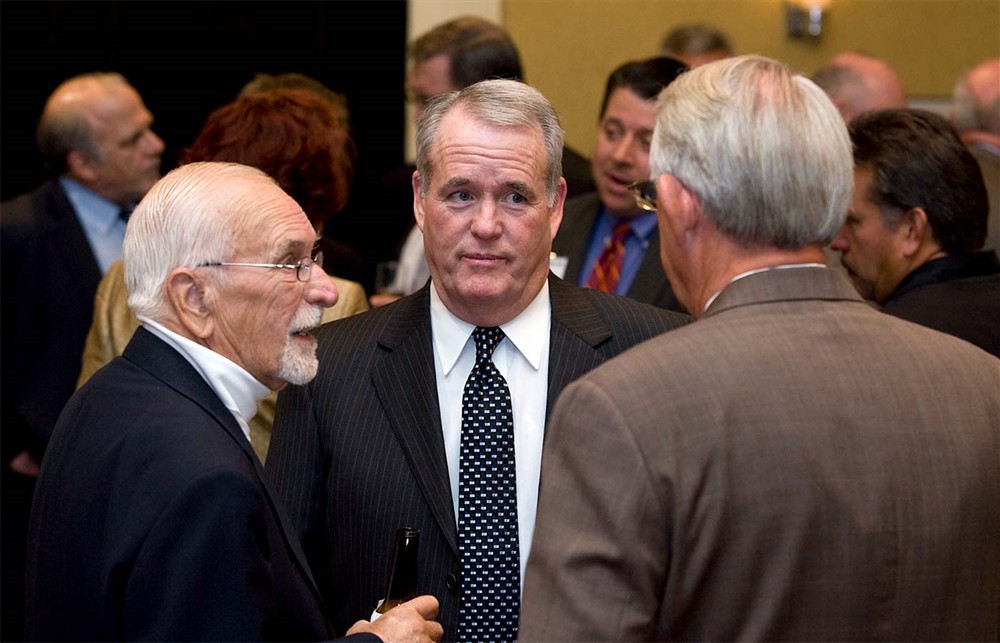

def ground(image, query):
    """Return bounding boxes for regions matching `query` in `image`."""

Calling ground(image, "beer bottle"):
[375,527,419,614]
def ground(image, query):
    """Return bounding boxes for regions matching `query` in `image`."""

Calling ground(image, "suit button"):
[446,572,461,593]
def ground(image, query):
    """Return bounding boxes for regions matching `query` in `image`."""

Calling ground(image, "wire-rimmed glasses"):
[627,180,658,212]
[197,251,324,282]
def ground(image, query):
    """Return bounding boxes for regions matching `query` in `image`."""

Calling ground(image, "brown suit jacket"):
[75,260,370,462]
[520,266,1000,641]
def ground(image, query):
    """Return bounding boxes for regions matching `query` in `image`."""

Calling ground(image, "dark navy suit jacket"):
[1,180,102,463]
[26,328,378,642]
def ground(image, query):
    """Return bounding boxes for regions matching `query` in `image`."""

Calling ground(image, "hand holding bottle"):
[347,595,443,643]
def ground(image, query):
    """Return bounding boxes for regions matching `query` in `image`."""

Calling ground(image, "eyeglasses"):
[627,180,658,212]
[197,251,323,283]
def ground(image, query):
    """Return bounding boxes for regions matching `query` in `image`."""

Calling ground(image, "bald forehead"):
[968,59,1000,101]
[48,76,130,109]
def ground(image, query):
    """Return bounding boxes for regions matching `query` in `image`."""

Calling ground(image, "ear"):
[66,149,99,183]
[412,170,425,232]
[896,207,931,259]
[656,173,699,238]
[165,268,214,340]
[548,177,567,240]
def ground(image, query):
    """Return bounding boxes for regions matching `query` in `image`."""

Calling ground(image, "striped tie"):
[586,220,631,292]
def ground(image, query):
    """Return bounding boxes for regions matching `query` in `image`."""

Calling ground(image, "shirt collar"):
[598,207,658,241]
[431,280,551,376]
[137,315,271,442]
[59,177,121,235]
[705,263,828,313]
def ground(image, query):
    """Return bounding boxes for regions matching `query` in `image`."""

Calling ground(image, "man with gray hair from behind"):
[520,55,999,642]
[26,161,442,642]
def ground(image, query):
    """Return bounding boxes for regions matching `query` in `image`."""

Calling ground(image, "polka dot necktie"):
[457,326,520,642]
[586,219,632,293]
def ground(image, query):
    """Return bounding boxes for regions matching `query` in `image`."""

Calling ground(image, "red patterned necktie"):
[586,220,631,292]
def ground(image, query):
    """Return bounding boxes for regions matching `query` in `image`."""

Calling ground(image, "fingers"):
[400,594,440,619]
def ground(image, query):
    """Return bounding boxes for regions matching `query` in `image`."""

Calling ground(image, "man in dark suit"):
[368,15,596,304]
[830,108,999,357]
[0,71,163,641]
[25,162,442,642]
[552,56,688,312]
[266,80,689,642]
[520,56,999,641]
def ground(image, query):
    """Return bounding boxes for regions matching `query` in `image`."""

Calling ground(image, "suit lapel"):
[44,181,102,289]
[554,193,603,286]
[545,276,614,423]
[370,288,460,556]
[123,328,324,596]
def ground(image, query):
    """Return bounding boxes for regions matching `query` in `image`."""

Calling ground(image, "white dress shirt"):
[430,281,551,587]
[138,316,271,445]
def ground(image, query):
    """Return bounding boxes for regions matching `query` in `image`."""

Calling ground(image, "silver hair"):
[650,55,853,247]
[414,78,564,205]
[124,162,277,319]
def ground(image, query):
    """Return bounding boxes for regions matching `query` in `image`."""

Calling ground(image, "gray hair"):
[125,162,277,319]
[36,72,131,174]
[414,79,564,205]
[650,55,853,248]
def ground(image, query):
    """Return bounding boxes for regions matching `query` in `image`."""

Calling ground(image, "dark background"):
[1,0,411,292]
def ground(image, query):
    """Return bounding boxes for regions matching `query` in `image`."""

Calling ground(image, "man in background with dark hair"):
[830,108,999,357]
[552,56,688,312]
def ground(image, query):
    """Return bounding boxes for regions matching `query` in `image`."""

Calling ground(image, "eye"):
[602,122,623,141]
[505,192,526,205]
[448,190,474,203]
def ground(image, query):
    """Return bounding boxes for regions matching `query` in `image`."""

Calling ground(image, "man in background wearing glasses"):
[552,55,688,313]
[25,162,442,642]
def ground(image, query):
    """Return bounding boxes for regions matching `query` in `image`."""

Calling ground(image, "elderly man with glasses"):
[25,162,443,643]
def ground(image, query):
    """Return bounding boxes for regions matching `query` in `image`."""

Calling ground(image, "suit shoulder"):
[588,287,692,330]
[1,181,67,234]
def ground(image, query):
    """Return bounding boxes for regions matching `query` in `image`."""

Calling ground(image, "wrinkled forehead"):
[226,181,315,253]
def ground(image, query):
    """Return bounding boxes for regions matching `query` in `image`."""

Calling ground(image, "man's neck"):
[690,243,827,317]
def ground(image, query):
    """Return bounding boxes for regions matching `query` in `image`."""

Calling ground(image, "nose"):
[469,200,502,239]
[610,133,636,165]
[145,130,165,156]
[829,227,849,252]
[305,267,338,309]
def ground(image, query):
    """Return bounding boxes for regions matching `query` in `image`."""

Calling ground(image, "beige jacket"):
[76,259,369,463]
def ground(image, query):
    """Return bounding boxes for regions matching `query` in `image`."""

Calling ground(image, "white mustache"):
[289,305,323,335]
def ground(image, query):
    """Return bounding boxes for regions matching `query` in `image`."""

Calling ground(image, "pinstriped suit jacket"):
[266,275,690,641]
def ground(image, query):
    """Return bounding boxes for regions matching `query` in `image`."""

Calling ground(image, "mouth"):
[462,252,506,265]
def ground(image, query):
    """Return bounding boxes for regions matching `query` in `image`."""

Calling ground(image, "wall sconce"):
[786,0,830,38]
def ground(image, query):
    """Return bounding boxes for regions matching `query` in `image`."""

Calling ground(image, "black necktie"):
[118,203,134,223]
[457,326,520,642]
